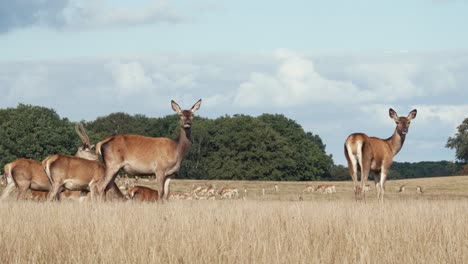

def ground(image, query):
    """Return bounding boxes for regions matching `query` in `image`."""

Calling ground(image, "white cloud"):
[412,104,468,128]
[233,49,372,107]
[110,61,154,96]
[60,0,188,30]
[0,0,189,33]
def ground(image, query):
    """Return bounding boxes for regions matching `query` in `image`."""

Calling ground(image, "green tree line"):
[1,104,466,181]
[0,104,332,181]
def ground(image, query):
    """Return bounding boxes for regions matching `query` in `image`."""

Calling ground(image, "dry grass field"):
[1,176,467,264]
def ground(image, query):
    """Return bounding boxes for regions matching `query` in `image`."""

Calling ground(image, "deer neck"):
[176,127,192,159]
[385,129,406,157]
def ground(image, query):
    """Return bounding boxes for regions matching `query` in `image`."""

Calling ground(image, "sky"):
[0,0,467,165]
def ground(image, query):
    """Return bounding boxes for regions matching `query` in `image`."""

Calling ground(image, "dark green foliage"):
[446,118,468,163]
[0,104,79,167]
[0,104,334,181]
[388,161,464,179]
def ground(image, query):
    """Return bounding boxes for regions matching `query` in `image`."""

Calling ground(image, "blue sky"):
[1,0,467,165]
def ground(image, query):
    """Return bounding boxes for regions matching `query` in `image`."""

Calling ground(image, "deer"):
[344,108,417,201]
[95,99,202,200]
[43,123,125,201]
[127,186,159,202]
[398,185,406,193]
[0,159,80,201]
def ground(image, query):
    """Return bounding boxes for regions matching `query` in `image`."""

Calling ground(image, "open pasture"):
[0,176,467,264]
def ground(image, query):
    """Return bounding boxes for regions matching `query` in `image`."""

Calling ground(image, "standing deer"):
[96,99,202,200]
[44,123,124,201]
[344,108,417,201]
[0,123,102,201]
[0,159,81,201]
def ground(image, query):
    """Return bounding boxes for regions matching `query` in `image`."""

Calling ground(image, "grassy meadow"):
[1,176,467,263]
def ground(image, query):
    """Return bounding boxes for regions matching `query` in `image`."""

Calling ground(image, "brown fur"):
[43,155,124,201]
[0,159,85,201]
[344,108,417,201]
[96,99,202,200]
[127,186,159,202]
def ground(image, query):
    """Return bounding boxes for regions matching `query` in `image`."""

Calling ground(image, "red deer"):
[127,186,159,202]
[31,190,85,201]
[344,108,417,201]
[43,123,124,201]
[95,99,202,200]
[0,159,84,201]
[218,187,239,199]
[315,184,336,194]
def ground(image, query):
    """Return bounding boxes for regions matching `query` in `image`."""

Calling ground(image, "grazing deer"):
[344,108,417,201]
[416,186,423,194]
[218,187,239,199]
[127,186,159,202]
[44,123,124,201]
[316,184,336,194]
[0,158,85,201]
[96,99,202,200]
[303,185,315,193]
[398,185,406,193]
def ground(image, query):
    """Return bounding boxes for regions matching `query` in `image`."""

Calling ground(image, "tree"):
[0,104,78,169]
[446,118,468,163]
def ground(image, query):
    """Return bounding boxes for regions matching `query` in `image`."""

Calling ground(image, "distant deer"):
[95,99,202,200]
[344,108,417,201]
[416,186,423,194]
[398,185,406,193]
[274,184,279,193]
[44,123,124,201]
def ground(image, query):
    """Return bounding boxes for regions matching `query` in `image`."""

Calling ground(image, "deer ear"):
[191,99,202,113]
[389,108,399,121]
[408,109,417,120]
[171,100,182,114]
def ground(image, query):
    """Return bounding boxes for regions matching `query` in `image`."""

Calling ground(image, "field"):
[1,176,468,263]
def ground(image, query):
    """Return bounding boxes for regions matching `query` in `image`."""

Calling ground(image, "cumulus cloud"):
[110,61,154,96]
[413,104,468,128]
[233,49,372,107]
[0,0,188,33]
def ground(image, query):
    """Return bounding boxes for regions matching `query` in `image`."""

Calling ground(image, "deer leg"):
[360,159,371,201]
[48,182,64,201]
[345,151,360,199]
[156,170,166,201]
[97,166,121,200]
[374,175,381,200]
[0,181,16,201]
[16,183,29,200]
[163,177,172,200]
[379,169,388,202]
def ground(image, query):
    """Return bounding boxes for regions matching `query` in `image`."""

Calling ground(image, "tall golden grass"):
[1,176,467,263]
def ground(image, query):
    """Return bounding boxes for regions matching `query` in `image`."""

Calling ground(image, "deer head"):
[74,123,99,161]
[171,99,202,129]
[389,108,417,136]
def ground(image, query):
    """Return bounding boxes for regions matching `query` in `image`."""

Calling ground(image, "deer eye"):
[396,122,400,125]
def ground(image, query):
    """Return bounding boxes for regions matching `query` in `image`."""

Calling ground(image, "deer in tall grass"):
[0,159,79,201]
[43,123,124,201]
[127,186,159,202]
[344,108,417,201]
[96,99,202,200]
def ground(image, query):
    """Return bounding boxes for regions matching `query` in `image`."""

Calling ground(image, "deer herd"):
[0,100,420,203]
